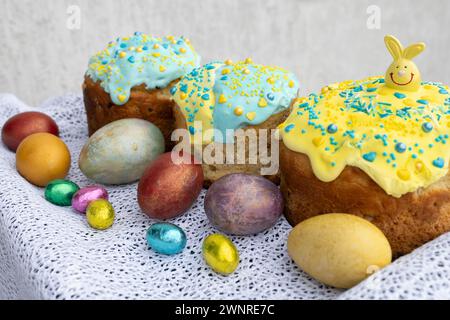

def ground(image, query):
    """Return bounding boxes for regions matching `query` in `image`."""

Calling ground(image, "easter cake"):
[279,35,450,255]
[83,33,201,149]
[171,59,299,185]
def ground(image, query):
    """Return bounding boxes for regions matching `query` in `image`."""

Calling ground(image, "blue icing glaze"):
[212,62,299,142]
[86,34,201,105]
[172,60,299,143]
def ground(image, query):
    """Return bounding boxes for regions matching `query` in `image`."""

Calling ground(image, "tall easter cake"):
[279,35,450,255]
[82,33,200,149]
[171,59,299,185]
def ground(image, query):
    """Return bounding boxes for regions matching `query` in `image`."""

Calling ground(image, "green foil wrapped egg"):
[44,179,80,206]
[86,199,115,230]
[202,234,239,275]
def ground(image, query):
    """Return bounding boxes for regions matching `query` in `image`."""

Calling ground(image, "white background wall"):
[1,0,449,106]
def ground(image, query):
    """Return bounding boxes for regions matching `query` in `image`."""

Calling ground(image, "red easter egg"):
[2,111,59,152]
[137,152,203,220]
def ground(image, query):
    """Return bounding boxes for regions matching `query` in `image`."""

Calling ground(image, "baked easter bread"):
[170,59,299,186]
[82,33,200,149]
[279,35,450,256]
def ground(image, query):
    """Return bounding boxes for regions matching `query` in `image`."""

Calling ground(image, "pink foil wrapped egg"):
[72,186,109,213]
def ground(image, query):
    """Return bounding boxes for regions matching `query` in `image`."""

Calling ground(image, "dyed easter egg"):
[204,174,283,235]
[72,185,109,213]
[138,152,203,220]
[86,199,115,230]
[2,111,59,152]
[287,214,392,289]
[16,133,71,187]
[146,223,187,255]
[79,119,164,185]
[45,179,80,206]
[203,234,239,275]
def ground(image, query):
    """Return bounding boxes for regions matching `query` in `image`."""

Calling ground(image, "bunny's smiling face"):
[384,35,425,92]
[386,58,421,91]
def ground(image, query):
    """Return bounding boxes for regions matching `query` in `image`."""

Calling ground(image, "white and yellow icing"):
[171,60,299,144]
[280,35,450,197]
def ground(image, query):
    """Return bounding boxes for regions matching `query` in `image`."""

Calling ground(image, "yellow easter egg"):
[202,234,239,275]
[86,199,115,230]
[16,133,71,187]
[287,214,392,289]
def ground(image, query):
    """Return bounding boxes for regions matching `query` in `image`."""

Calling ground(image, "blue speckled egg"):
[146,222,187,255]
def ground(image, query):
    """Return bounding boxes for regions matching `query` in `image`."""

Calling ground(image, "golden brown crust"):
[280,142,450,256]
[173,102,291,186]
[82,76,177,150]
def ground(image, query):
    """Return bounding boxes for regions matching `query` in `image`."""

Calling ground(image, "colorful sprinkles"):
[87,33,201,105]
[280,76,450,198]
[171,59,299,143]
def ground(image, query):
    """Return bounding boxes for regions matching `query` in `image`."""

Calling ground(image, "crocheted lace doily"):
[1,93,450,300]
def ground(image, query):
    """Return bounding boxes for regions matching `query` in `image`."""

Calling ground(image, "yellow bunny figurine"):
[384,35,426,92]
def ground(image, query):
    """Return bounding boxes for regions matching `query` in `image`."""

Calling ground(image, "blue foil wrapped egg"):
[146,223,187,255]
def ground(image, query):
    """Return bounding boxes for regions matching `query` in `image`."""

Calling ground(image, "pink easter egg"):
[72,186,109,213]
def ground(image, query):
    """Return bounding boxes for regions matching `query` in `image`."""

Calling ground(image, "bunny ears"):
[384,35,426,60]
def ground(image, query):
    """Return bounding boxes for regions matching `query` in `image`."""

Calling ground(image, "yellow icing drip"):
[173,62,222,144]
[280,76,450,197]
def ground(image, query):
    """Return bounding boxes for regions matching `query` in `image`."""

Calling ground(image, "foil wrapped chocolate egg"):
[86,199,115,230]
[146,222,187,255]
[202,234,239,275]
[45,179,80,206]
[72,185,109,213]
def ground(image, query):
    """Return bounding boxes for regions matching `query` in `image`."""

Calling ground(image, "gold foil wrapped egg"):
[86,199,115,230]
[202,234,239,275]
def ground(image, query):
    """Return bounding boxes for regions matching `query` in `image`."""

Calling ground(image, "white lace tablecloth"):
[1,93,450,300]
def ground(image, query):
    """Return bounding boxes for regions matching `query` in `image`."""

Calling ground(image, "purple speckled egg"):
[72,185,109,213]
[204,174,284,235]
